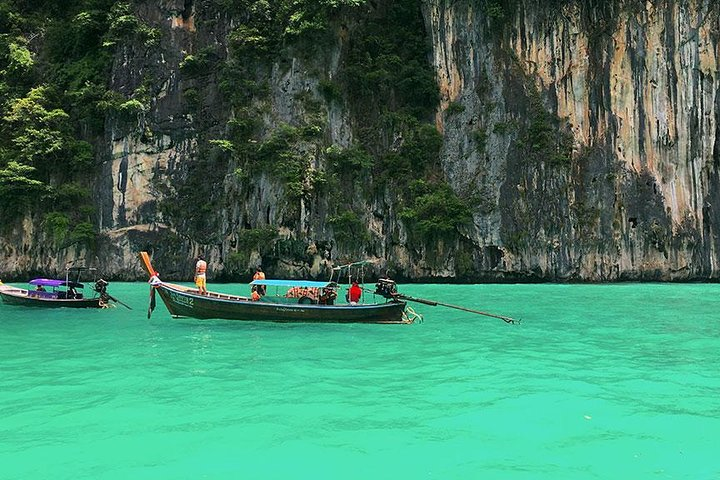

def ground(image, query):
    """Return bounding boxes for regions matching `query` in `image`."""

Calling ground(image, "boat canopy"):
[29,278,84,288]
[250,279,334,289]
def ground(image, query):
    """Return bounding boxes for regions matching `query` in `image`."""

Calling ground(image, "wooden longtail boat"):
[139,252,414,324]
[0,267,116,309]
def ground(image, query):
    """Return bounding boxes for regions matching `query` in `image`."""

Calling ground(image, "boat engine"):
[375,278,398,299]
[94,279,111,302]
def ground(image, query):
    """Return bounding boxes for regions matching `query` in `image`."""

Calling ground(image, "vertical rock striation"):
[426,0,720,280]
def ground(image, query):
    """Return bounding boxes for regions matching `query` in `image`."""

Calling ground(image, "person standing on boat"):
[195,254,208,294]
[348,280,362,305]
[252,267,266,295]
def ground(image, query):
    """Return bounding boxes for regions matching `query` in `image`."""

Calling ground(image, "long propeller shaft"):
[395,293,519,324]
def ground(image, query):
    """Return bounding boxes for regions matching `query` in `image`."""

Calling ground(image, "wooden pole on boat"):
[359,285,519,324]
[106,292,132,310]
[395,293,519,324]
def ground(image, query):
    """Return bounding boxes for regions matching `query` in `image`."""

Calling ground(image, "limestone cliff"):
[428,0,720,280]
[2,0,719,282]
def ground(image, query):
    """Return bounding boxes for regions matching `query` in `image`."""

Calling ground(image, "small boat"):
[139,251,417,324]
[0,267,118,309]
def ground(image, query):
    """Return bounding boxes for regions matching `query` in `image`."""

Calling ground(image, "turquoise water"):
[1,283,719,479]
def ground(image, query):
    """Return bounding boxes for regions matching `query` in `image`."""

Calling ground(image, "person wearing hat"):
[195,254,208,294]
[348,280,362,305]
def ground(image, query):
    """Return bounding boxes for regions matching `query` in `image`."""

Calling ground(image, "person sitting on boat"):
[347,280,362,305]
[319,287,337,305]
[67,286,77,299]
[35,285,45,292]
[251,285,261,301]
[252,267,266,295]
[195,254,207,295]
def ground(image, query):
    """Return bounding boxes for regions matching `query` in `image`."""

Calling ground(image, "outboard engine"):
[94,279,111,302]
[375,278,398,299]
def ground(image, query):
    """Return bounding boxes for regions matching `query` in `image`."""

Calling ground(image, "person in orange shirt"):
[252,267,266,295]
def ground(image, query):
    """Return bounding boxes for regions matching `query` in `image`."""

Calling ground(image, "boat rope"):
[402,305,423,324]
[99,299,114,309]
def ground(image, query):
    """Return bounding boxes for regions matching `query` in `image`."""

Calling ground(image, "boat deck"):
[163,282,250,302]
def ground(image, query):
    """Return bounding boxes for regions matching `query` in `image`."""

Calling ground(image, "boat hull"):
[155,284,408,324]
[0,290,102,308]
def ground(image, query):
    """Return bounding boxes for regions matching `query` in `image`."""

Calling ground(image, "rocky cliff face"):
[4,0,718,282]
[93,0,720,281]
[428,0,720,280]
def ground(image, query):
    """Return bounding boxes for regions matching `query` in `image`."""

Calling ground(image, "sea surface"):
[1,282,719,479]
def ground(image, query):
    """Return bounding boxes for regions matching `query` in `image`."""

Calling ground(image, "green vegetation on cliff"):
[337,0,471,256]
[1,0,474,273]
[155,0,472,271]
[0,0,117,248]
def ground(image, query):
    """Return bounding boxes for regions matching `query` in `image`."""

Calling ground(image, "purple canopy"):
[29,278,84,288]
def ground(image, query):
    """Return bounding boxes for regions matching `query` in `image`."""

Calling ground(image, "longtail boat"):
[139,251,417,324]
[0,267,122,309]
